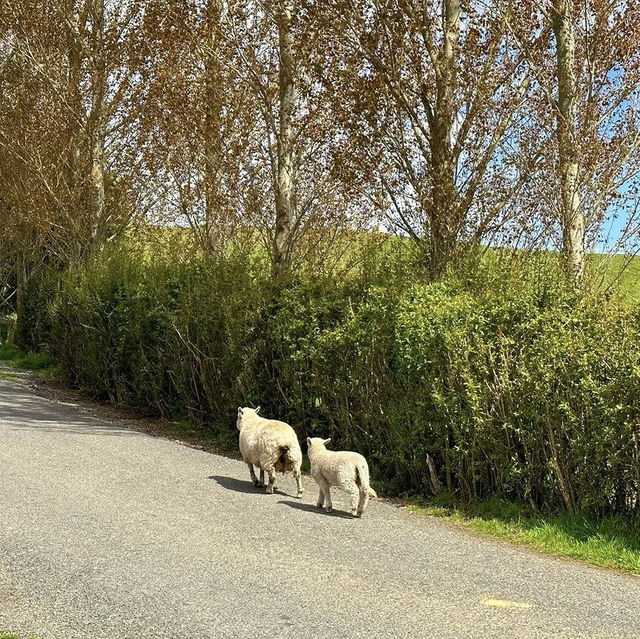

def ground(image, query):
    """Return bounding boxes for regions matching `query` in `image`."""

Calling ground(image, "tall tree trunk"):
[203,0,224,254]
[273,0,296,279]
[428,0,460,279]
[65,0,84,262]
[552,0,585,288]
[15,251,26,326]
[88,0,107,254]
[15,249,26,351]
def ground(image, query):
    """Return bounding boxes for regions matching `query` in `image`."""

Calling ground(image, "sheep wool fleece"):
[307,437,377,517]
[237,407,303,496]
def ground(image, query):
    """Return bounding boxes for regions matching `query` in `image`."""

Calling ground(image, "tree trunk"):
[273,0,296,279]
[427,0,460,279]
[15,251,26,329]
[552,0,585,288]
[203,0,224,254]
[88,0,107,254]
[426,453,443,495]
[65,0,84,261]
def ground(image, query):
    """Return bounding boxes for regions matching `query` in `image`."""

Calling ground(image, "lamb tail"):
[355,464,376,498]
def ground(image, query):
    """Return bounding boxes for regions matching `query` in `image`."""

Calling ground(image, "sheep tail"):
[355,462,376,498]
[275,445,293,473]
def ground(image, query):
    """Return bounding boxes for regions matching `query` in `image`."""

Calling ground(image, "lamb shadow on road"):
[278,500,355,519]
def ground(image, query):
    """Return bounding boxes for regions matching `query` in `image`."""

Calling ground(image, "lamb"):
[306,437,377,517]
[237,406,304,497]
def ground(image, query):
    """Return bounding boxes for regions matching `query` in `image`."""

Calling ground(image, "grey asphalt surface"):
[0,374,639,639]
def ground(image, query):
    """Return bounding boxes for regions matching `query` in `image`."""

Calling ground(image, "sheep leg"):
[315,484,325,508]
[347,482,360,517]
[357,485,369,517]
[265,466,276,493]
[316,476,332,512]
[294,467,304,498]
[248,464,260,487]
[259,469,265,487]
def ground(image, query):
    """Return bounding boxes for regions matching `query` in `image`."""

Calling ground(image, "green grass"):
[589,253,640,302]
[408,496,640,575]
[0,631,40,639]
[0,342,57,377]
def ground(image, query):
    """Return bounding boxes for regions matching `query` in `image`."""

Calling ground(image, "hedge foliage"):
[21,246,640,520]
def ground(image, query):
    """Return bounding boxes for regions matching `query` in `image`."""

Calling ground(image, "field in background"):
[590,253,640,301]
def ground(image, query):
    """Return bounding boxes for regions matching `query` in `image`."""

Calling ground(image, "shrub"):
[24,244,640,521]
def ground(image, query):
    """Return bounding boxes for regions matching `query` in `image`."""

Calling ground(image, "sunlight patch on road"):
[482,598,533,609]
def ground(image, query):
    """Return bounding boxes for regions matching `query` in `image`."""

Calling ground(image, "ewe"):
[237,407,304,497]
[307,437,376,517]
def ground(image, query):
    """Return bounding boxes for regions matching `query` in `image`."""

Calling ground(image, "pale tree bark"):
[15,250,26,328]
[333,0,527,279]
[87,0,107,251]
[273,0,296,279]
[551,0,584,288]
[65,0,84,260]
[203,0,225,254]
[63,0,108,260]
[428,0,460,279]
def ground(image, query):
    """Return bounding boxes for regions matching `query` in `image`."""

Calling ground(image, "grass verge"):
[408,495,640,575]
[0,343,57,378]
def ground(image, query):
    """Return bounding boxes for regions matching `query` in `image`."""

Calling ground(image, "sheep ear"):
[237,407,243,415]
[323,438,331,446]
[306,437,312,448]
[255,405,261,414]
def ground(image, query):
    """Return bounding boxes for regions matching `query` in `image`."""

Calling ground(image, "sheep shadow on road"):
[208,475,263,494]
[278,500,355,519]
[209,474,293,497]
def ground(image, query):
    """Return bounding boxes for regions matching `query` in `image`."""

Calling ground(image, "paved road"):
[0,374,638,638]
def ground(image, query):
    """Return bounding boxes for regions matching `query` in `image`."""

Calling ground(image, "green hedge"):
[23,248,640,520]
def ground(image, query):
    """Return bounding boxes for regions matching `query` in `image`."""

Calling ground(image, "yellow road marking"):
[482,598,533,609]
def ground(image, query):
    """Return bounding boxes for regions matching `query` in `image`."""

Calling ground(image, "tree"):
[551,0,584,285]
[139,0,252,254]
[0,0,145,333]
[273,0,296,277]
[506,0,640,287]
[0,0,144,263]
[227,0,374,277]
[316,0,536,277]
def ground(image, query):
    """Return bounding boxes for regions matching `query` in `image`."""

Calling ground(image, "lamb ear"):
[323,438,331,446]
[237,407,243,415]
[306,437,312,448]
[255,405,261,414]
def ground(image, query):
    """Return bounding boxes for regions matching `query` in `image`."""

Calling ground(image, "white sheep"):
[306,437,377,517]
[237,406,304,497]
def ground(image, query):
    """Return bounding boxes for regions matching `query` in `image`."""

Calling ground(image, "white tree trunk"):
[203,0,225,253]
[65,0,84,260]
[428,0,460,278]
[88,0,107,252]
[274,0,296,278]
[552,0,585,287]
